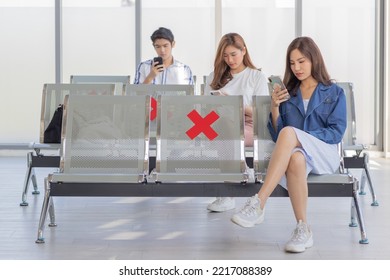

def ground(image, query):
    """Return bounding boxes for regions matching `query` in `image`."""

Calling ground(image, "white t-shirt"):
[204,67,268,106]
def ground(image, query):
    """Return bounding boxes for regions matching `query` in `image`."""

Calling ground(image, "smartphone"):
[268,75,290,100]
[210,90,222,96]
[268,75,286,90]
[153,57,163,66]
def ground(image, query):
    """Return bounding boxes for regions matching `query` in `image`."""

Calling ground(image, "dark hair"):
[150,27,174,44]
[210,33,257,90]
[284,36,331,96]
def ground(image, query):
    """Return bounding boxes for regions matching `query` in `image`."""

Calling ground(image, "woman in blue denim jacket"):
[231,37,347,253]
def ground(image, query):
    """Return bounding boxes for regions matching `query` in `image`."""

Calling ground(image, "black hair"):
[284,36,331,96]
[150,27,174,44]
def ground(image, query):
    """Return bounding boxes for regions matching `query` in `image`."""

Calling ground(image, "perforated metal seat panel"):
[123,84,195,146]
[57,95,149,183]
[70,75,131,84]
[40,83,116,143]
[70,75,130,95]
[154,95,247,183]
[252,96,275,181]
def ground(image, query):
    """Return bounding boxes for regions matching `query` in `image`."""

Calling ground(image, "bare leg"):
[285,152,308,222]
[257,127,302,207]
[244,121,253,147]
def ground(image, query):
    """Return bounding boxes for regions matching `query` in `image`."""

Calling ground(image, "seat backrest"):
[123,84,195,96]
[336,82,356,146]
[40,83,115,143]
[70,75,131,84]
[252,96,275,182]
[200,84,205,95]
[123,84,195,141]
[154,95,246,183]
[60,95,149,182]
[70,75,131,95]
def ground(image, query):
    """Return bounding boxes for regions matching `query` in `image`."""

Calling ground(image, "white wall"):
[302,0,376,146]
[0,0,382,155]
[386,0,390,157]
[0,6,54,143]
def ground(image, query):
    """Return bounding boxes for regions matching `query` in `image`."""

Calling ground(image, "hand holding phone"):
[153,57,164,72]
[153,56,163,66]
[268,75,290,101]
[268,75,286,90]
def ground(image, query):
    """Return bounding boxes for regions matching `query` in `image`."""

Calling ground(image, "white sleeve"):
[253,70,269,96]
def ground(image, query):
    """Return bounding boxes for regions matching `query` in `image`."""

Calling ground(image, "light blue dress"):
[272,83,346,189]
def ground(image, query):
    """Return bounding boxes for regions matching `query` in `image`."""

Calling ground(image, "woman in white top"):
[204,33,268,212]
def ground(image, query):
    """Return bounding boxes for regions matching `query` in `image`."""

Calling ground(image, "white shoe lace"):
[239,196,260,217]
[213,197,228,205]
[290,224,309,243]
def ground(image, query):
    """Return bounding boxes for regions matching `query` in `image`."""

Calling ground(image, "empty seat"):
[153,95,248,183]
[54,95,150,183]
[337,82,378,206]
[20,83,115,206]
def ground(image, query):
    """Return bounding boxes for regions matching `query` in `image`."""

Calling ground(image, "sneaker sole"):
[207,204,235,212]
[231,214,264,228]
[207,207,235,212]
[285,237,314,253]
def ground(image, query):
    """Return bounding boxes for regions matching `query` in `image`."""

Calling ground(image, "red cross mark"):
[150,97,157,121]
[186,110,219,140]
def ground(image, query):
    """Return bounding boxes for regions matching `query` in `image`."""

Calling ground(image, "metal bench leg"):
[362,153,379,206]
[48,196,56,227]
[36,177,56,244]
[351,179,369,244]
[20,152,34,206]
[359,170,367,195]
[31,169,40,195]
[349,197,358,227]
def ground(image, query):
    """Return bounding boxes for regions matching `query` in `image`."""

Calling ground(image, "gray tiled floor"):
[0,156,389,260]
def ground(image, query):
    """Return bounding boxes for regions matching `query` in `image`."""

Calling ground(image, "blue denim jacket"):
[267,82,347,144]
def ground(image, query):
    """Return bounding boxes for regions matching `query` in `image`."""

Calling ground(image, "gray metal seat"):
[20,83,115,206]
[53,94,149,183]
[70,75,131,95]
[337,82,378,206]
[36,94,150,243]
[123,84,195,155]
[123,83,194,96]
[252,95,368,244]
[153,95,248,183]
[199,75,208,95]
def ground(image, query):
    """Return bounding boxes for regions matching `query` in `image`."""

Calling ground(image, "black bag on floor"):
[43,104,63,143]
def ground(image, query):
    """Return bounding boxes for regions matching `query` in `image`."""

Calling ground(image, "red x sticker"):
[186,110,219,140]
[150,97,157,121]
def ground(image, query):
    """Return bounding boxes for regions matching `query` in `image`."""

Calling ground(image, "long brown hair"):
[283,37,331,96]
[210,33,257,90]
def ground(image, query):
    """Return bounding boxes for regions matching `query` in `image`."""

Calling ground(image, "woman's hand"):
[271,85,290,107]
[244,105,252,119]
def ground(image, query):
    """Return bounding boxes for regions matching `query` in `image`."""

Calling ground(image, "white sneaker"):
[284,220,314,253]
[207,197,235,212]
[231,194,265,227]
